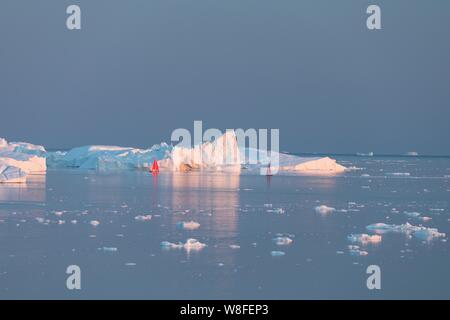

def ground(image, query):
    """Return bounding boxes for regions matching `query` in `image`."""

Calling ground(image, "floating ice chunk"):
[161,238,206,251]
[403,212,421,218]
[54,211,64,216]
[70,220,78,224]
[272,237,293,246]
[160,241,184,249]
[89,220,100,227]
[134,215,152,221]
[98,247,117,252]
[270,251,286,257]
[366,222,446,241]
[57,220,65,225]
[315,205,336,215]
[177,221,201,230]
[184,238,207,251]
[267,208,285,214]
[387,172,410,176]
[349,249,369,256]
[229,245,241,249]
[347,234,382,245]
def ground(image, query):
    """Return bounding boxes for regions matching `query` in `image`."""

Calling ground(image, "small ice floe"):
[70,220,77,224]
[361,174,371,178]
[35,217,50,225]
[336,251,345,255]
[403,211,421,218]
[134,215,152,222]
[184,238,207,251]
[57,220,65,225]
[177,221,200,230]
[267,208,285,214]
[161,238,206,252]
[386,172,410,177]
[347,234,382,245]
[315,205,336,215]
[229,244,241,249]
[263,204,273,208]
[89,220,100,227]
[98,247,117,252]
[53,211,64,216]
[348,245,368,256]
[271,251,286,257]
[125,262,136,266]
[272,236,293,246]
[366,222,446,241]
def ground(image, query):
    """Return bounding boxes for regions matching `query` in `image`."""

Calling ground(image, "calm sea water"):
[0,156,449,299]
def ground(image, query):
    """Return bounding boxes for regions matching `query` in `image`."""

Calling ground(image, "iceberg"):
[47,144,171,170]
[0,138,46,173]
[5,131,347,175]
[0,165,27,183]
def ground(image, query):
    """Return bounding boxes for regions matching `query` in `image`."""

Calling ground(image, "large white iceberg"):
[47,144,172,170]
[6,131,346,175]
[0,138,46,173]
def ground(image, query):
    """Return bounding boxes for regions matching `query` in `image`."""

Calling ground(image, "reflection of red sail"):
[266,162,273,176]
[151,160,159,174]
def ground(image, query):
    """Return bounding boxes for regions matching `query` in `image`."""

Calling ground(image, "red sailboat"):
[151,159,159,174]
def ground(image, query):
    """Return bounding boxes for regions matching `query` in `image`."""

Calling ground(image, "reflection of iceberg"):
[0,174,46,203]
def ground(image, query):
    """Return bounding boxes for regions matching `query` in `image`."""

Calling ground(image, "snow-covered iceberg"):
[0,165,27,183]
[6,131,347,175]
[47,144,172,170]
[160,130,241,172]
[0,138,46,173]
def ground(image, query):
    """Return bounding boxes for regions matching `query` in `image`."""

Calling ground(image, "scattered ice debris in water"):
[89,220,100,227]
[229,245,241,249]
[347,234,382,245]
[386,172,411,176]
[271,251,286,257]
[134,215,152,222]
[161,239,206,251]
[98,247,117,252]
[347,245,368,256]
[177,221,200,230]
[125,263,136,266]
[366,223,446,241]
[272,237,293,246]
[315,205,336,215]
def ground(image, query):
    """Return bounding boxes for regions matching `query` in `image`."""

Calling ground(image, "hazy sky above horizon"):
[1,0,449,154]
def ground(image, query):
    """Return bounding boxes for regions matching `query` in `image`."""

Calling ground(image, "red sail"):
[151,160,159,173]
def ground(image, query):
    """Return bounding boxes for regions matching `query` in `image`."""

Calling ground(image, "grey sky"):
[1,0,449,154]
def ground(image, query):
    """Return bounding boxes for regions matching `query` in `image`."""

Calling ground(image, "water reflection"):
[0,174,46,203]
